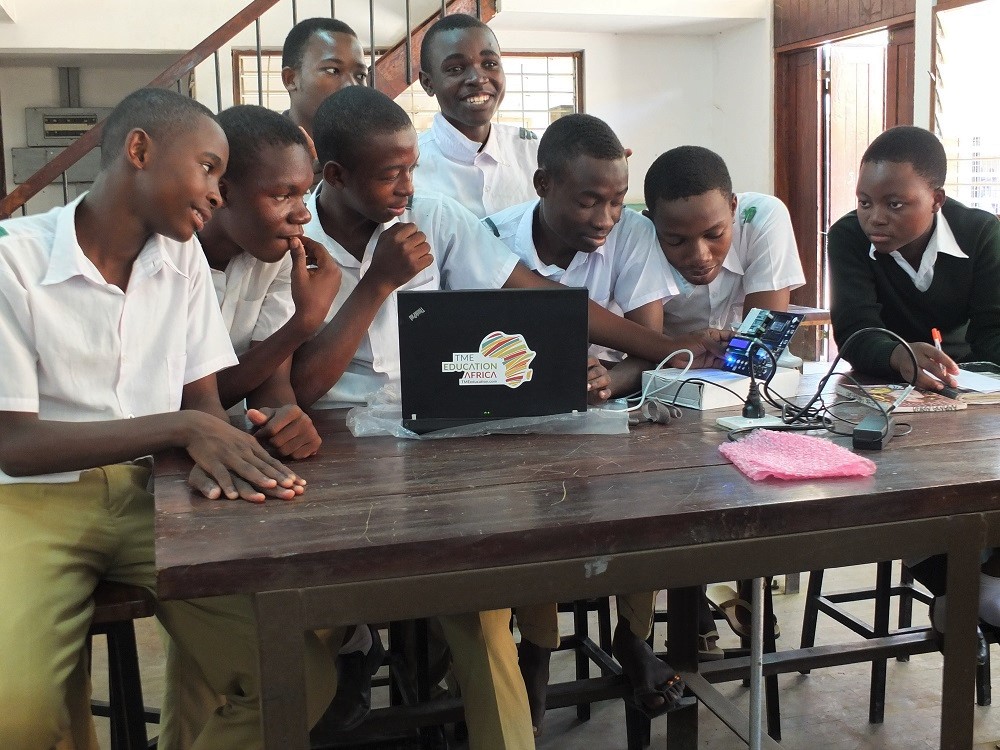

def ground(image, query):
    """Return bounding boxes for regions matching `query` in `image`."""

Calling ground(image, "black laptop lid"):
[397,288,589,429]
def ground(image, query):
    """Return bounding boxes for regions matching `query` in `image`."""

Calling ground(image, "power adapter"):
[852,413,894,450]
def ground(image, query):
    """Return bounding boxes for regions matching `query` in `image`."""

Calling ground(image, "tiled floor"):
[91,563,1000,748]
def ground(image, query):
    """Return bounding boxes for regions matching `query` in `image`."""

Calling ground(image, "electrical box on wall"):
[25,107,112,147]
[11,146,102,184]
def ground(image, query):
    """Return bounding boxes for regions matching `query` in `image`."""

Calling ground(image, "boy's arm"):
[739,196,803,316]
[502,263,728,368]
[605,300,663,398]
[292,223,432,408]
[743,288,791,315]
[216,239,341,408]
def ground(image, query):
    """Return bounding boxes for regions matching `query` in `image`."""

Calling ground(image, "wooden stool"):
[799,561,931,722]
[88,580,159,750]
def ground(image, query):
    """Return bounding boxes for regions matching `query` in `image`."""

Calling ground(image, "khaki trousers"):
[0,465,338,750]
[516,592,657,649]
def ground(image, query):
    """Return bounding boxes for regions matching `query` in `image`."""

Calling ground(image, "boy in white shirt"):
[0,89,338,750]
[643,145,804,649]
[643,145,805,335]
[414,13,538,219]
[292,86,725,750]
[485,113,685,732]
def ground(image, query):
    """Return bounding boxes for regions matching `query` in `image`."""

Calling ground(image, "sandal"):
[630,674,697,719]
[697,630,725,661]
[707,584,780,640]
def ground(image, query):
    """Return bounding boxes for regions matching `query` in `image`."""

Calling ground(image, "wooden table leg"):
[666,586,699,748]
[254,590,310,750]
[939,515,984,750]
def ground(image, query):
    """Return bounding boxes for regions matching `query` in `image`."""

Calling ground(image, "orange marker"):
[931,328,943,352]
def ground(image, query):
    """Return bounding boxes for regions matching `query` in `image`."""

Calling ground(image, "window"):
[934,0,1000,212]
[232,49,583,137]
[232,50,291,110]
[395,52,583,134]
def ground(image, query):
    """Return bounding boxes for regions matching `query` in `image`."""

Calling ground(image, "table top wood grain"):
[154,401,1000,601]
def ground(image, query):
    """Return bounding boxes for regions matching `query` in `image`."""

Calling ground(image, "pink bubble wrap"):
[718,429,876,481]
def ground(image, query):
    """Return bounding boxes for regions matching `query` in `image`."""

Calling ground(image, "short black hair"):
[216,105,310,183]
[100,88,215,168]
[282,17,358,70]
[313,86,413,169]
[861,125,947,189]
[644,145,732,211]
[420,13,496,73]
[537,114,625,180]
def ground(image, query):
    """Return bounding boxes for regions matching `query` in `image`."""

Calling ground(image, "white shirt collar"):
[513,200,608,275]
[867,212,968,292]
[41,194,186,287]
[429,112,500,166]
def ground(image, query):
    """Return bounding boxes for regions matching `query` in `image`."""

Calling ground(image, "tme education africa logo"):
[442,331,535,388]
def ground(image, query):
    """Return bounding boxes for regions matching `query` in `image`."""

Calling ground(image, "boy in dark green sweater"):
[829,125,1000,389]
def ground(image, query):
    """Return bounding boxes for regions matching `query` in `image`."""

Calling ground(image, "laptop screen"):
[397,288,590,431]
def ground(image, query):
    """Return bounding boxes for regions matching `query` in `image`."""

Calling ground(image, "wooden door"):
[886,23,915,126]
[775,48,822,309]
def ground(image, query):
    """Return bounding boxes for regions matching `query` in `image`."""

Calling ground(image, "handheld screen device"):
[721,308,803,379]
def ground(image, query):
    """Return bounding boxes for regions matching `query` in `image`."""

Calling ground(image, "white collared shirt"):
[867,212,968,292]
[661,193,805,335]
[414,113,539,219]
[211,252,295,356]
[486,200,678,360]
[0,194,238,484]
[303,191,520,408]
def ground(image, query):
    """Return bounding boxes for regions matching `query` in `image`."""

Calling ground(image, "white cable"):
[608,348,695,413]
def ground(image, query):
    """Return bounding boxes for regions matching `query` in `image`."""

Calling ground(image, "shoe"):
[320,627,386,732]
[697,630,725,661]
[707,584,780,640]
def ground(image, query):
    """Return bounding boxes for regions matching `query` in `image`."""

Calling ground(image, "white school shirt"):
[414,113,539,219]
[485,200,678,360]
[867,211,968,292]
[303,190,520,408]
[661,193,805,335]
[211,251,295,356]
[0,194,238,484]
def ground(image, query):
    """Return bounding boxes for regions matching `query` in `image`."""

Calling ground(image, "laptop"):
[397,288,590,434]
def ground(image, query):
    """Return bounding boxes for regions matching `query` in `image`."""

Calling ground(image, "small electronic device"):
[722,308,803,380]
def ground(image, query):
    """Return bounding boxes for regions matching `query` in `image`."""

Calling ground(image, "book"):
[640,366,801,411]
[940,362,1000,405]
[835,382,967,413]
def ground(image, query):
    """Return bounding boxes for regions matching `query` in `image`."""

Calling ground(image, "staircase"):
[0,0,497,219]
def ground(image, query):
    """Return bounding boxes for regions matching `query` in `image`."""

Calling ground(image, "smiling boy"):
[829,125,1000,388]
[414,13,538,218]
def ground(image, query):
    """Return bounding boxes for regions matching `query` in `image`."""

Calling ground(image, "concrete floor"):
[90,563,1000,748]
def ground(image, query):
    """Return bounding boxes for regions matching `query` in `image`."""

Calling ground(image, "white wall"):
[495,20,773,204]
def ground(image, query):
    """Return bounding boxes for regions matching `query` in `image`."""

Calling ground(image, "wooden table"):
[154,402,1000,749]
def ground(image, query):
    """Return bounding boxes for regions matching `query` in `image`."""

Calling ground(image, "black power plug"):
[742,381,765,419]
[852,413,894,450]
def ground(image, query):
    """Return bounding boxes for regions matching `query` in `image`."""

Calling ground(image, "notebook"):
[397,288,590,434]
